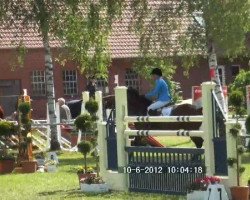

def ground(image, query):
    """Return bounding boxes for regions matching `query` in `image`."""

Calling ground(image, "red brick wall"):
[0,48,249,119]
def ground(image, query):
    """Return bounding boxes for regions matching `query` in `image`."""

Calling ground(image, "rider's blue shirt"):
[145,78,171,102]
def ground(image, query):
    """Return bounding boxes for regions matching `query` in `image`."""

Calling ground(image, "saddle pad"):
[161,106,173,116]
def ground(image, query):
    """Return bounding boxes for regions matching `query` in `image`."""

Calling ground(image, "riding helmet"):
[150,68,162,76]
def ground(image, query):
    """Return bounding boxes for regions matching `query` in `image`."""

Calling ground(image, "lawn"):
[0,137,249,200]
[0,152,184,200]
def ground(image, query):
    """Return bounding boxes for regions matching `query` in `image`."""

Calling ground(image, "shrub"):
[0,121,16,137]
[74,114,92,132]
[18,102,31,115]
[229,90,244,108]
[85,100,99,115]
[77,141,92,155]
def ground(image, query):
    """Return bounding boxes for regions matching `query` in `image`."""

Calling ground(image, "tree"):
[56,1,125,79]
[0,1,80,150]
[130,0,250,111]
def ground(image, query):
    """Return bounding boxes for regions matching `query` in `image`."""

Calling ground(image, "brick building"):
[0,12,249,119]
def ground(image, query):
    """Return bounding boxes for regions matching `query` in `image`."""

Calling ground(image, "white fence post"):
[98,122,108,177]
[201,81,216,176]
[77,91,90,144]
[115,86,128,191]
[225,121,238,188]
[95,91,103,122]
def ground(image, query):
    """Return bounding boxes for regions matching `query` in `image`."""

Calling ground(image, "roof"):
[0,1,189,58]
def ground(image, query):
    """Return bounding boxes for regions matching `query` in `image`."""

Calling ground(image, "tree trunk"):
[208,42,227,115]
[84,154,87,171]
[43,35,60,150]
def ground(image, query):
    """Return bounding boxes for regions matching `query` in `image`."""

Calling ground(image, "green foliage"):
[230,70,250,101]
[56,1,125,79]
[245,115,250,134]
[229,90,244,108]
[133,57,182,102]
[227,157,237,167]
[18,102,31,115]
[239,166,246,174]
[130,0,250,74]
[74,114,92,132]
[0,121,16,137]
[237,146,246,155]
[85,100,99,115]
[77,141,92,156]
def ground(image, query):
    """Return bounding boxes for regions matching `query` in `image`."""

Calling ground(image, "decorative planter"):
[36,158,45,166]
[46,165,57,173]
[187,190,206,200]
[21,160,37,173]
[187,184,229,200]
[77,173,96,183]
[80,183,109,193]
[0,159,15,174]
[230,186,249,200]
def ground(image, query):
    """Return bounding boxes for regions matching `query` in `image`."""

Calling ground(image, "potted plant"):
[77,166,96,182]
[228,91,249,200]
[77,140,93,177]
[80,176,109,193]
[45,159,57,173]
[187,176,229,199]
[17,101,37,173]
[0,120,17,174]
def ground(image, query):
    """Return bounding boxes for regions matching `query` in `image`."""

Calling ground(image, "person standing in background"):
[57,98,72,122]
[86,77,96,99]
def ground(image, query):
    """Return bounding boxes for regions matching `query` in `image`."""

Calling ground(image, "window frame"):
[62,70,78,96]
[31,70,46,96]
[125,68,140,92]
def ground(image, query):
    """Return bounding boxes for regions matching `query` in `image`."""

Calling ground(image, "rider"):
[145,68,172,115]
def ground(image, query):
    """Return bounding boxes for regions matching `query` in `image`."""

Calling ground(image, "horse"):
[104,88,204,148]
[0,106,4,119]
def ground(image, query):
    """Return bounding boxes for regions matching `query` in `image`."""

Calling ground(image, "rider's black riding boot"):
[148,109,158,116]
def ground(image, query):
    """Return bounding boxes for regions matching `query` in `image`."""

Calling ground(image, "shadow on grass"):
[38,188,113,199]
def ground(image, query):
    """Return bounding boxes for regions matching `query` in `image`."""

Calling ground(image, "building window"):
[125,68,140,92]
[96,78,109,94]
[31,70,46,96]
[231,65,240,79]
[217,65,226,86]
[62,70,78,95]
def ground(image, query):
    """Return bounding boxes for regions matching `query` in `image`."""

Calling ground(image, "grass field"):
[0,137,249,200]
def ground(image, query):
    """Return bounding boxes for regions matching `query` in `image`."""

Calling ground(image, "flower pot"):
[21,160,37,173]
[80,183,109,193]
[230,186,249,200]
[187,190,206,200]
[77,173,96,183]
[0,159,15,174]
[46,165,57,173]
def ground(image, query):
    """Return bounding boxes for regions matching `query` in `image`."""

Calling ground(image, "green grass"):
[0,152,184,200]
[156,136,195,148]
[0,139,249,200]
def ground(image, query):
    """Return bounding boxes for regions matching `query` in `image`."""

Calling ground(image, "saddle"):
[148,101,175,116]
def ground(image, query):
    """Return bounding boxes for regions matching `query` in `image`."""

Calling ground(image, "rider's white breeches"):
[147,100,170,111]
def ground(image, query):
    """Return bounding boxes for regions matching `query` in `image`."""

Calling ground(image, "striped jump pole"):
[124,115,203,123]
[124,130,204,137]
